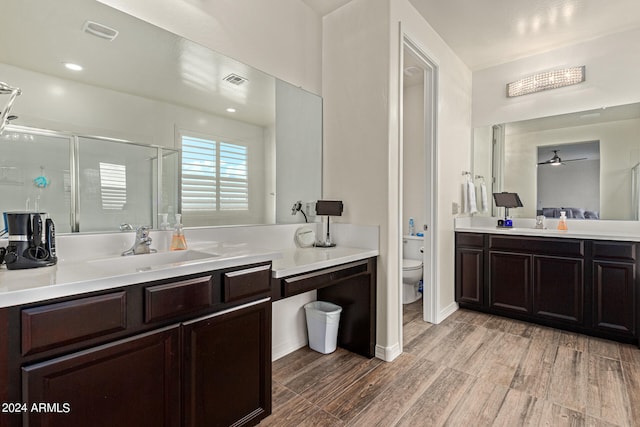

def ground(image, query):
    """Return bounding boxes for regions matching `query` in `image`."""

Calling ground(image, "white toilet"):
[402,236,423,304]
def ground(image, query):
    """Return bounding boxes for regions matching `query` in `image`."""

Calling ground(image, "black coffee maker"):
[0,212,57,269]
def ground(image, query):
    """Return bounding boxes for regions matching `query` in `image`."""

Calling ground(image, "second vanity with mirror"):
[455,216,640,348]
[473,101,640,221]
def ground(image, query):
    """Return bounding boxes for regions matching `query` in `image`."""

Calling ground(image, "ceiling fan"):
[537,150,587,166]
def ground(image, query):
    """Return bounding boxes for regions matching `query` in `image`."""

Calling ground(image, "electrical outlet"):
[305,201,316,217]
[452,202,459,214]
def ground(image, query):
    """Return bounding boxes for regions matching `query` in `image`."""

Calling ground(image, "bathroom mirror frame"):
[0,0,322,234]
[473,101,640,221]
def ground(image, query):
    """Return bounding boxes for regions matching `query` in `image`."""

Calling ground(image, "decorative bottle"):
[557,211,568,231]
[170,213,188,250]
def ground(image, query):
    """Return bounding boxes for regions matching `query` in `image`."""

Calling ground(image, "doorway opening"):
[400,36,438,346]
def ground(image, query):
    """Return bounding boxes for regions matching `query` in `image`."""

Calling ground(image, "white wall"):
[403,81,426,235]
[537,159,600,214]
[323,0,472,360]
[473,28,640,127]
[472,126,493,215]
[97,0,322,95]
[323,0,393,356]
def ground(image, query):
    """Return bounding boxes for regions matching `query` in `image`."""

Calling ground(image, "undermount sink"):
[88,250,219,272]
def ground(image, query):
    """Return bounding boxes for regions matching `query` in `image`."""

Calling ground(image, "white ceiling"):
[304,0,640,71]
[408,0,640,70]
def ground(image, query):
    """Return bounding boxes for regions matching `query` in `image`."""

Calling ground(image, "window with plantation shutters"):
[181,135,248,213]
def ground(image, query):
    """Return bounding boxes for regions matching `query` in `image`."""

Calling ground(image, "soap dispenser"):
[170,213,188,250]
[557,211,568,231]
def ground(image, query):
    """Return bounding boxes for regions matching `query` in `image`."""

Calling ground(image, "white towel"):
[466,179,478,214]
[480,183,488,213]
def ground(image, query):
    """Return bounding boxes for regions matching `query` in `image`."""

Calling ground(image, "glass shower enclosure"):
[0,125,179,233]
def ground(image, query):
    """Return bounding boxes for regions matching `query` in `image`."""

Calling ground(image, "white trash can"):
[304,301,342,354]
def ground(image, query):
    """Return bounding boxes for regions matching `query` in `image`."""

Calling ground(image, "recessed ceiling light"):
[64,63,83,71]
[226,108,236,113]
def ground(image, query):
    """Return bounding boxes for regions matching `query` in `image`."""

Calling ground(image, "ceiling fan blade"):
[561,157,588,162]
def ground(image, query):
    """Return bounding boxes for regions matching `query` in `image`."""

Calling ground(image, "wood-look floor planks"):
[266,304,640,426]
[547,345,588,413]
[586,355,631,426]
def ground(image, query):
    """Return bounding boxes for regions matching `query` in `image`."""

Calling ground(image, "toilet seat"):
[402,259,422,271]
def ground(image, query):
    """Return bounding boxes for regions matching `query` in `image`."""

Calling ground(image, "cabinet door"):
[22,325,180,427]
[183,298,271,427]
[534,256,583,324]
[455,248,484,307]
[489,252,531,314]
[593,260,636,336]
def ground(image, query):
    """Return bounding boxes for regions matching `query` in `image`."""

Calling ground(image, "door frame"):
[400,35,439,330]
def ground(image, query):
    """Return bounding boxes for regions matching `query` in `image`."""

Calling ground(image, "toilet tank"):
[403,235,423,260]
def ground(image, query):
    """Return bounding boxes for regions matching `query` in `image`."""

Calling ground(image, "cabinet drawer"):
[490,235,584,257]
[456,232,484,248]
[592,241,636,262]
[145,276,213,323]
[283,261,368,297]
[22,292,127,356]
[223,264,271,303]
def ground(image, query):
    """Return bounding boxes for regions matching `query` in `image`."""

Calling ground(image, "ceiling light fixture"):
[507,66,585,97]
[64,62,83,72]
[226,108,236,113]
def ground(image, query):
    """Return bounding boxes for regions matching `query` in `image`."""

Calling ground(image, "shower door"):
[77,137,158,233]
[0,128,72,233]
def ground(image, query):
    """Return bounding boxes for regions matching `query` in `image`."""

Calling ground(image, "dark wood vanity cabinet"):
[455,233,485,309]
[591,241,637,337]
[22,325,181,427]
[489,251,531,315]
[456,232,638,345]
[1,262,272,427]
[271,257,377,358]
[183,299,271,427]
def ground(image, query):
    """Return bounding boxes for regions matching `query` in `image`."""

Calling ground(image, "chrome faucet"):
[122,226,156,256]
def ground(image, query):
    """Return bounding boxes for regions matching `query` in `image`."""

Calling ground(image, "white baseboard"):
[272,338,308,361]
[375,342,402,362]
[437,301,459,323]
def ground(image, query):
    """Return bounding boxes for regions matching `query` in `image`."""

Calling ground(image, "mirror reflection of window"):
[180,132,251,226]
[99,162,127,210]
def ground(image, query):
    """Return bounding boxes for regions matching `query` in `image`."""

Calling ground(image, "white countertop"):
[454,225,640,241]
[0,242,378,308]
[272,246,379,278]
[455,216,640,242]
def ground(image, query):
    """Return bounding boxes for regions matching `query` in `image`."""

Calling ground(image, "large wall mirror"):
[473,102,640,220]
[0,0,321,233]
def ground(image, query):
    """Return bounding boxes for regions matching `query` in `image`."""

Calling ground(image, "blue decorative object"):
[34,175,49,188]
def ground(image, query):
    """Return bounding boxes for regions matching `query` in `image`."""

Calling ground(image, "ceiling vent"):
[82,21,119,41]
[223,74,248,86]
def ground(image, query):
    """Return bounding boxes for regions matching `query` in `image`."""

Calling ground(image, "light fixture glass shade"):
[507,66,585,97]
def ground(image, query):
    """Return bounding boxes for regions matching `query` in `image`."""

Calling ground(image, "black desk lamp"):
[493,192,523,228]
[315,200,343,247]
